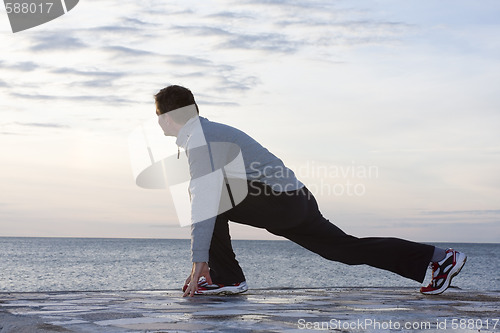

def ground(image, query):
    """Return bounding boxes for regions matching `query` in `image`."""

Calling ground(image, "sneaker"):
[420,248,467,295]
[197,281,248,295]
[183,278,248,295]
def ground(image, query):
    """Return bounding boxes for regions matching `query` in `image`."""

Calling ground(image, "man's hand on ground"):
[183,262,212,297]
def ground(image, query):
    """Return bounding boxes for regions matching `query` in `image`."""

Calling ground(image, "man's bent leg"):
[208,214,246,285]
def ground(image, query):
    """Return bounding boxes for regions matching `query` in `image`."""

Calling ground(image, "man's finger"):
[183,283,193,297]
[189,282,197,297]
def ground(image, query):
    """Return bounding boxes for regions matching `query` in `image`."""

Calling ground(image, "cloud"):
[12,0,410,106]
[121,17,151,26]
[421,210,500,216]
[195,98,239,107]
[217,73,260,92]
[359,220,500,243]
[214,1,413,53]
[29,34,87,51]
[0,80,8,87]
[222,32,300,53]
[104,45,157,58]
[51,68,125,78]
[207,11,254,20]
[240,0,326,10]
[50,67,126,88]
[10,93,56,101]
[10,92,137,105]
[162,3,413,67]
[165,54,213,67]
[94,45,259,93]
[162,54,259,93]
[8,1,416,107]
[87,17,154,34]
[72,79,119,88]
[0,61,40,72]
[88,25,142,34]
[171,24,298,53]
[0,122,69,136]
[171,25,231,38]
[7,61,39,72]
[16,122,70,129]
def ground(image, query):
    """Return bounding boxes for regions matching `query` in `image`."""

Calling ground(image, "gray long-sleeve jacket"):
[176,116,303,262]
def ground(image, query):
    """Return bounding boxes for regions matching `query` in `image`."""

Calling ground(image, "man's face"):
[156,106,175,136]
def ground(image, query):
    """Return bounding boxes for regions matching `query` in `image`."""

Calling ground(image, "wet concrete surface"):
[1,287,499,332]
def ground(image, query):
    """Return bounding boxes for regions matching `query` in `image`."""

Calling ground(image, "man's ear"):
[164,112,175,125]
[168,104,198,125]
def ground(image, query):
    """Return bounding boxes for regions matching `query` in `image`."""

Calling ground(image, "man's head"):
[155,85,200,137]
[155,85,199,119]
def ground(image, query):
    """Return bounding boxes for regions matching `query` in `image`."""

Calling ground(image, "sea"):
[0,238,498,293]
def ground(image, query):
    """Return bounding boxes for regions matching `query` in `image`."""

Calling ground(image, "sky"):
[1,0,499,243]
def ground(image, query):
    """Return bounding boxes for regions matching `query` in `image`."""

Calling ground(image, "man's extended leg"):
[207,214,246,285]
[271,223,434,283]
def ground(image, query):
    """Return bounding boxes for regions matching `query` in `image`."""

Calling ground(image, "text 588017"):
[447,318,499,330]
[5,2,54,14]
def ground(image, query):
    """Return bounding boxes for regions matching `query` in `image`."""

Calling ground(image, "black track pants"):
[208,181,434,285]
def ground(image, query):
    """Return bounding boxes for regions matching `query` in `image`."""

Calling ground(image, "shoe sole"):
[421,253,467,295]
[197,285,249,296]
[202,289,248,296]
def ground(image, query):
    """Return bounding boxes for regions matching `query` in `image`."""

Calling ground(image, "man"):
[154,85,467,297]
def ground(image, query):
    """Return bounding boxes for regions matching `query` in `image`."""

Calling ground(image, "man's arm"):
[181,141,225,297]
[186,143,224,262]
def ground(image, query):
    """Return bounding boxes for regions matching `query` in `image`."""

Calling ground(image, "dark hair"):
[154,85,199,115]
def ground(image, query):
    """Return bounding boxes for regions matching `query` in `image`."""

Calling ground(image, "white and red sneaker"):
[183,277,248,295]
[420,248,467,295]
